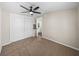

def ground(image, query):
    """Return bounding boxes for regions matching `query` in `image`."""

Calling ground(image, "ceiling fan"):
[20,5,41,15]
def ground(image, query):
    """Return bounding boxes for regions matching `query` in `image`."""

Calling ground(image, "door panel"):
[10,14,34,42]
[10,14,24,42]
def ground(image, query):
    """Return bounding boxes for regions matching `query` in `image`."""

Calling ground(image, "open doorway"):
[36,17,43,37]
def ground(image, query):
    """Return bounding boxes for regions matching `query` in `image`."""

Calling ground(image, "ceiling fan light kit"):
[29,12,33,15]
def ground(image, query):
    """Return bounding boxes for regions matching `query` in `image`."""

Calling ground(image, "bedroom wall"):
[1,9,34,46]
[0,8,2,53]
[1,10,10,46]
[77,7,79,49]
[42,8,79,50]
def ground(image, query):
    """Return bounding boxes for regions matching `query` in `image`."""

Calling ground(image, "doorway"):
[36,17,43,37]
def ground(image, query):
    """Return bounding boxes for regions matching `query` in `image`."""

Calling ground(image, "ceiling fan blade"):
[20,5,29,11]
[21,11,28,13]
[33,11,41,14]
[33,6,39,10]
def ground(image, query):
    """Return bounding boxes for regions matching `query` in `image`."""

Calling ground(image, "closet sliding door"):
[10,14,25,42]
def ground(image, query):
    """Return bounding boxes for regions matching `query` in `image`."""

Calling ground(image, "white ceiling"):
[0,2,79,18]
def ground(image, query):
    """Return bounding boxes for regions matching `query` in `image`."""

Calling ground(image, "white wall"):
[1,10,10,45]
[77,7,79,49]
[42,8,79,50]
[0,8,2,53]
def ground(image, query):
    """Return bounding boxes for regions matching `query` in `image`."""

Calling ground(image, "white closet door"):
[14,15,24,40]
[10,14,24,42]
[10,14,34,42]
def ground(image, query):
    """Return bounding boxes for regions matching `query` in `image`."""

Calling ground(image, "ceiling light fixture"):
[29,12,33,15]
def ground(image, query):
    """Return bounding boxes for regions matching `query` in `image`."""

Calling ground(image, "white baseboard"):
[43,36,79,51]
[2,36,33,46]
[2,41,12,46]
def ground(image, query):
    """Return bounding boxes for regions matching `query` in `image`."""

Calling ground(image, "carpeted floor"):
[0,37,79,56]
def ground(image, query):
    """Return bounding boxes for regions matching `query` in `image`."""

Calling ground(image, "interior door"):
[10,14,34,42]
[10,14,25,42]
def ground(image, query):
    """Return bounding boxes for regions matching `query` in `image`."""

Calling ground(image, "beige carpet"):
[0,37,79,56]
